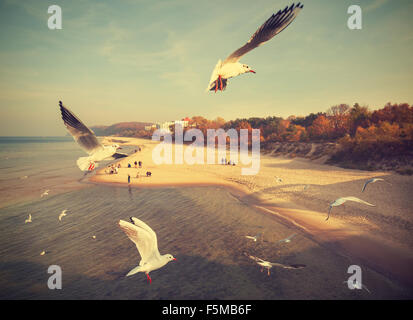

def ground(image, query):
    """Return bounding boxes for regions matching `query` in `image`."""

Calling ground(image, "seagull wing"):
[361,179,373,192]
[244,253,265,263]
[111,152,129,159]
[270,262,306,269]
[223,3,303,64]
[119,218,160,264]
[343,197,375,207]
[286,233,297,240]
[59,101,104,155]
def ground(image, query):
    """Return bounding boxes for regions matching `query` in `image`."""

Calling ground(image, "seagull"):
[92,235,96,239]
[58,209,67,221]
[59,101,128,171]
[278,233,296,243]
[206,3,304,92]
[303,184,309,190]
[361,178,390,192]
[118,217,176,284]
[275,176,283,183]
[245,253,305,276]
[245,233,262,242]
[25,214,32,224]
[40,190,49,197]
[327,197,375,221]
[343,280,371,294]
[40,250,46,256]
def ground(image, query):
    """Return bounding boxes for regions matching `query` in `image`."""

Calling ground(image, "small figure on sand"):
[134,161,137,168]
[146,171,152,177]
[139,161,142,168]
[128,174,131,184]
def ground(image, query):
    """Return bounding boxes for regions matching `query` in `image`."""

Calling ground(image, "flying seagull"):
[245,233,262,242]
[58,209,67,221]
[59,101,128,171]
[25,214,32,224]
[245,253,305,276]
[40,190,50,198]
[327,197,375,221]
[206,3,304,92]
[278,233,296,243]
[118,217,176,284]
[361,178,390,192]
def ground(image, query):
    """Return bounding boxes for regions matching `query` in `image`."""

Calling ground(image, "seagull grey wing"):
[286,233,297,240]
[59,101,104,155]
[112,152,128,159]
[119,220,159,264]
[362,179,373,192]
[224,3,304,64]
[271,262,306,269]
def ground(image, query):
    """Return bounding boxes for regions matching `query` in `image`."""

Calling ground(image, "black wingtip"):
[129,217,135,225]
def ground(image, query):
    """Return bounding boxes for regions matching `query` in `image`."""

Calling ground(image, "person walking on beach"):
[128,174,131,184]
[138,161,142,168]
[134,161,137,168]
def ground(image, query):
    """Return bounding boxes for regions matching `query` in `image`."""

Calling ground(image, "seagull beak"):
[249,70,256,73]
[173,258,177,261]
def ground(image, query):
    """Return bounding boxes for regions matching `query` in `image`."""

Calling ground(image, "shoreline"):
[90,136,413,290]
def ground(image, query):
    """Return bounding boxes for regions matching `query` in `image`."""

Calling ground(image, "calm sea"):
[0,138,410,299]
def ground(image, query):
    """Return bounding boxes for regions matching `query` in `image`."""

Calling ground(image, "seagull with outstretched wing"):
[245,233,262,242]
[59,101,127,171]
[327,196,375,221]
[361,178,390,192]
[244,253,305,276]
[206,3,304,92]
[118,217,176,284]
[278,233,296,243]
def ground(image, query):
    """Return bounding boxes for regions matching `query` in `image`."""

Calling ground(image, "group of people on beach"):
[105,163,121,174]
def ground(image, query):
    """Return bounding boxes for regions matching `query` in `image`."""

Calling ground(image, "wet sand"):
[0,186,410,299]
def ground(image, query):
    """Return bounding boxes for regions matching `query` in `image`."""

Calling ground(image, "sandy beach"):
[91,137,413,293]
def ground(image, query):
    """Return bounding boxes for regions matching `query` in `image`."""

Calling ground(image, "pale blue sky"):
[0,0,412,135]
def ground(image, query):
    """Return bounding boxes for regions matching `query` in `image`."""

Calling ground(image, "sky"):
[0,0,412,136]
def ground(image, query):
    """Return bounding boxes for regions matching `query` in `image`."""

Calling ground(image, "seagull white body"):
[58,209,67,221]
[118,217,176,284]
[25,214,32,224]
[245,234,261,242]
[327,196,375,221]
[206,3,304,92]
[362,178,389,192]
[278,233,296,243]
[40,250,46,256]
[245,253,305,276]
[59,101,127,171]
[40,190,49,197]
